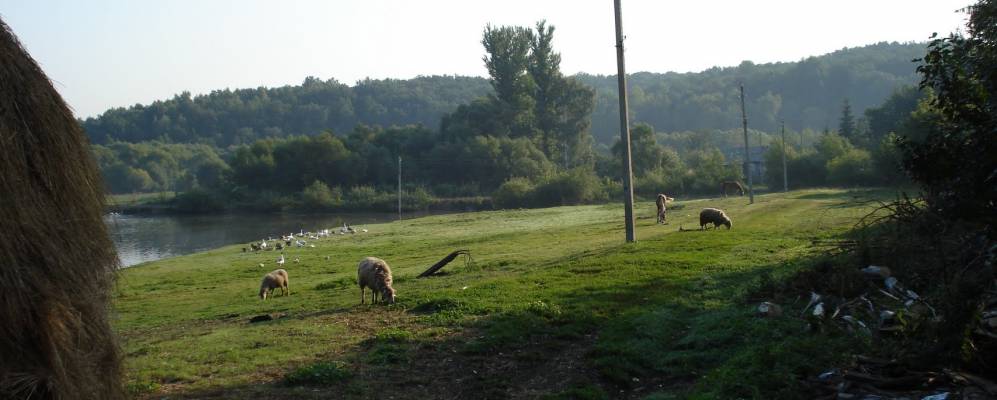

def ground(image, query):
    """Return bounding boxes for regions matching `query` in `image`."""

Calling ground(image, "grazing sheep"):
[357,257,396,304]
[720,181,745,198]
[656,194,675,224]
[259,269,290,300]
[699,208,733,230]
[250,243,261,252]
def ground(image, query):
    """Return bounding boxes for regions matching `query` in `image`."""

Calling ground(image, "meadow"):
[115,188,884,399]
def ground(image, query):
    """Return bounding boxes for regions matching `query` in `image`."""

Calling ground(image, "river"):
[104,211,439,267]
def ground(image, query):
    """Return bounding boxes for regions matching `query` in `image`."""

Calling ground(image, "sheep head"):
[382,286,396,304]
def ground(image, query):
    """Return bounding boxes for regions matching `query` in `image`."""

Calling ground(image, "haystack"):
[0,19,124,399]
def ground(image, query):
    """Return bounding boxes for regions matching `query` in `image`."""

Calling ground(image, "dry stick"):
[417,250,471,278]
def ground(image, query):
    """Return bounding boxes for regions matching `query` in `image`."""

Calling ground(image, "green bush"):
[493,177,536,209]
[301,180,341,210]
[533,168,604,207]
[634,167,685,198]
[826,148,876,186]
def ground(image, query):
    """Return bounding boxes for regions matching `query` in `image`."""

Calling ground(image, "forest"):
[87,27,929,212]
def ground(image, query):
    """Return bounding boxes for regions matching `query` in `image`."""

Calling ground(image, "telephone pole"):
[397,156,402,221]
[781,120,788,192]
[614,0,636,243]
[739,84,754,204]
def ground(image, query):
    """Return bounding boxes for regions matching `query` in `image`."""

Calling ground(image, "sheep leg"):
[360,287,365,304]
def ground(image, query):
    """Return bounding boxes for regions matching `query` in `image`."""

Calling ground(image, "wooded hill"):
[82,42,924,146]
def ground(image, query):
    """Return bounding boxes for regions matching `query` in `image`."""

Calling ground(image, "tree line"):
[82,42,924,148]
[90,22,936,212]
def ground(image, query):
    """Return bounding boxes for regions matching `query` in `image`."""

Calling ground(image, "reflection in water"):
[104,211,436,268]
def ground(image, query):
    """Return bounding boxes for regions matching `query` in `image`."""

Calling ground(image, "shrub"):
[634,167,684,198]
[301,180,341,210]
[493,177,536,209]
[826,148,876,186]
[533,168,603,207]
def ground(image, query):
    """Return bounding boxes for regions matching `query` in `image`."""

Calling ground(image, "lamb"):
[259,269,290,300]
[357,257,396,304]
[699,208,733,230]
[656,194,675,224]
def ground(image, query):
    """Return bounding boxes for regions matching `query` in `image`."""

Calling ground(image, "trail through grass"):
[116,189,885,399]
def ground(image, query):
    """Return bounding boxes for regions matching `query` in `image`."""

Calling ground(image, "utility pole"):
[614,0,636,243]
[397,156,402,221]
[739,84,754,204]
[781,120,788,192]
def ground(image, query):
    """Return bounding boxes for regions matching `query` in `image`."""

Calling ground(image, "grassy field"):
[115,189,885,399]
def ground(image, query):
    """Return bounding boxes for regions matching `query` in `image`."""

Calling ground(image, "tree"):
[528,20,561,156]
[838,99,857,140]
[903,0,997,225]
[482,24,535,137]
[864,86,923,144]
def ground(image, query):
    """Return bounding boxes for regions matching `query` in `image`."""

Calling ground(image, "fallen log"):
[417,250,470,278]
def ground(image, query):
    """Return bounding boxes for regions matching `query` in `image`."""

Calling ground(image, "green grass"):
[115,188,887,399]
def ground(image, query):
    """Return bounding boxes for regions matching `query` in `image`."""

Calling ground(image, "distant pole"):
[614,0,636,243]
[781,120,788,192]
[398,156,402,221]
[739,84,754,204]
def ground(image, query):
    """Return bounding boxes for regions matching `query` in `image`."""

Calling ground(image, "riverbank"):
[116,188,886,398]
[105,191,492,216]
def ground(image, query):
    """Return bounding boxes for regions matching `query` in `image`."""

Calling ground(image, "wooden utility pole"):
[614,0,636,243]
[398,156,402,221]
[739,84,754,204]
[781,120,788,192]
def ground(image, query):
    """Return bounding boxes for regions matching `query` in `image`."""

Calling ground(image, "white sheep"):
[259,269,289,300]
[699,207,732,230]
[357,257,396,304]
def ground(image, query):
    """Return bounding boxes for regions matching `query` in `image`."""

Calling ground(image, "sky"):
[2,0,970,118]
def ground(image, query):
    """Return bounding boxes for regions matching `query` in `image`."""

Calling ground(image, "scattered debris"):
[417,250,472,278]
[808,355,997,399]
[757,301,783,317]
[861,265,892,278]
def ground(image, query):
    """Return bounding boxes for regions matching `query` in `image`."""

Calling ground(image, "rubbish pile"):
[808,355,997,399]
[755,265,997,400]
[760,265,940,336]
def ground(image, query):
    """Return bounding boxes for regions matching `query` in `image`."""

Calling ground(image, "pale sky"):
[2,0,969,118]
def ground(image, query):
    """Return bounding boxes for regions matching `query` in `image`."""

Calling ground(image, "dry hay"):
[0,18,124,399]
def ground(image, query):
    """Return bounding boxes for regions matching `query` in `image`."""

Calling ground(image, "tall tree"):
[528,20,561,156]
[481,24,534,136]
[838,98,856,140]
[525,21,595,166]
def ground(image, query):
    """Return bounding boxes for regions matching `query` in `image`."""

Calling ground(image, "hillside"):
[82,42,924,146]
[116,189,883,399]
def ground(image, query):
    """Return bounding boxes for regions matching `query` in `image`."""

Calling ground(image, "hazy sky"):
[2,0,969,118]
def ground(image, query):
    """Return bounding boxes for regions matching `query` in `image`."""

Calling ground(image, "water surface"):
[105,211,438,267]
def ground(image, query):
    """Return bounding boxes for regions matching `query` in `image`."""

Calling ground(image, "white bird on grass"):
[276,254,285,268]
